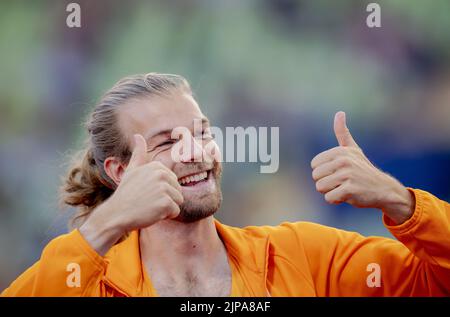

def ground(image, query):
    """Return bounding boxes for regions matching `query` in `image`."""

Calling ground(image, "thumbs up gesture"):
[311,112,415,225]
[109,134,184,230]
[80,134,184,255]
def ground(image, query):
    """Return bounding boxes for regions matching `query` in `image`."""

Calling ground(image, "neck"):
[139,216,227,275]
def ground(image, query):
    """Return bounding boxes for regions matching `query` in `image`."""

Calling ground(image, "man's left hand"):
[311,111,415,225]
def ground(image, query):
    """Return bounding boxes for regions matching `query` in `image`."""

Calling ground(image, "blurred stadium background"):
[1,0,450,290]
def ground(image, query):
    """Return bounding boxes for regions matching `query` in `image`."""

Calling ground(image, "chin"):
[176,192,223,223]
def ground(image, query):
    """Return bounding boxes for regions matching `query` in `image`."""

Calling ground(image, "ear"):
[104,157,127,186]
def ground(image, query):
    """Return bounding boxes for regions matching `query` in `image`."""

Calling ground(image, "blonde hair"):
[60,73,192,229]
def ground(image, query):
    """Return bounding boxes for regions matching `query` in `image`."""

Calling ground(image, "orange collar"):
[102,219,271,296]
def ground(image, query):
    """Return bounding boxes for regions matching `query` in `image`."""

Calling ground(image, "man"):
[2,73,449,296]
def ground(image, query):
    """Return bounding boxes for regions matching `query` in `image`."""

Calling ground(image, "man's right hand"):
[79,134,183,256]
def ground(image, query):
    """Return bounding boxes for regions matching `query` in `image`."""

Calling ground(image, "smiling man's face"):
[118,91,223,222]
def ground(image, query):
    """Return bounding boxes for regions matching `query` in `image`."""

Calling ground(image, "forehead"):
[118,92,206,139]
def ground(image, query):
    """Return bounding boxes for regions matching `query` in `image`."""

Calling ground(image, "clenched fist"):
[311,112,415,225]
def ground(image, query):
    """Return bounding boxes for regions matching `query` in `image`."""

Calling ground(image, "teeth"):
[179,171,208,185]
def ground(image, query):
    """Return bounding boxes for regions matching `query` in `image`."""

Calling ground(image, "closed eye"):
[159,140,175,147]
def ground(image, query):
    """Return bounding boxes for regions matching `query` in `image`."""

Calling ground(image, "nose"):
[180,134,204,162]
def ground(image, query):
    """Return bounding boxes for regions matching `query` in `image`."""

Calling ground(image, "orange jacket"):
[2,188,449,296]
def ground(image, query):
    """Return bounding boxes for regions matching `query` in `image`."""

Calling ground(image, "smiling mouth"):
[178,170,211,187]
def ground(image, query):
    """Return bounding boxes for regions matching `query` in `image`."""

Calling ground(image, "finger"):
[150,161,180,186]
[165,200,181,219]
[324,185,349,205]
[312,159,342,181]
[165,184,184,206]
[311,146,345,169]
[334,111,358,148]
[315,171,347,194]
[165,171,183,193]
[127,134,148,170]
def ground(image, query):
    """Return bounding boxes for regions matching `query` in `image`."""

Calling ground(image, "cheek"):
[152,149,176,170]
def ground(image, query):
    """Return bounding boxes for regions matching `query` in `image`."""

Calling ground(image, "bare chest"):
[151,271,232,297]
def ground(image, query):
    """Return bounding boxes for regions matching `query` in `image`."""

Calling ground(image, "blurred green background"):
[1,0,450,290]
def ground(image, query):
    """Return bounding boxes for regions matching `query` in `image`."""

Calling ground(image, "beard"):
[174,160,223,223]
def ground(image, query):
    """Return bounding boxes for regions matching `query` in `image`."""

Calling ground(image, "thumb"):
[127,134,148,170]
[334,111,358,147]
